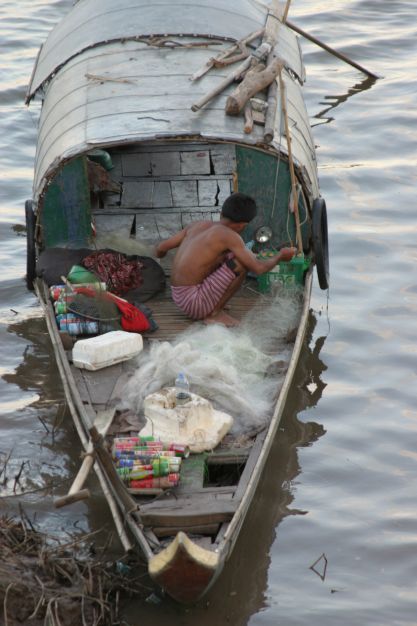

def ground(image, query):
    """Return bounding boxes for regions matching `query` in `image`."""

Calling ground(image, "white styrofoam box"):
[142,388,233,453]
[72,331,143,371]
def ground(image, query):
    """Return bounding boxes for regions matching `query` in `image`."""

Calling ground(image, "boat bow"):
[149,531,221,604]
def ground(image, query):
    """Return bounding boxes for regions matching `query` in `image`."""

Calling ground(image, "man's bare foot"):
[203,310,240,327]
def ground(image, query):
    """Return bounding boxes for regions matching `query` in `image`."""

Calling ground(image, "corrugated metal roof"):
[32,35,318,203]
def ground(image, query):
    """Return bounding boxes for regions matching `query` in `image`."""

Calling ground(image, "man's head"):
[221,193,257,225]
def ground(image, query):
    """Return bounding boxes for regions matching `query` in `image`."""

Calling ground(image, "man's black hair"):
[221,193,257,223]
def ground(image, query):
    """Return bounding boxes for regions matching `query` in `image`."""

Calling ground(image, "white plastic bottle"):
[175,372,191,405]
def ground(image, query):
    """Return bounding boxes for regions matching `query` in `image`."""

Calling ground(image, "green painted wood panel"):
[41,157,92,248]
[235,146,310,249]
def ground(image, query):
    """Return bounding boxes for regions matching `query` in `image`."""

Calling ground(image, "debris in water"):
[309,552,328,581]
[0,513,144,626]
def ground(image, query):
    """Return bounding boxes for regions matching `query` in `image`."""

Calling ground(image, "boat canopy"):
[29,0,319,204]
[27,0,305,101]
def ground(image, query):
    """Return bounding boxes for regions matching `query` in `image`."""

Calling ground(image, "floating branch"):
[309,552,328,581]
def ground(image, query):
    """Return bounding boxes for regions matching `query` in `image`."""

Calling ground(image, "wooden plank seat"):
[139,496,238,528]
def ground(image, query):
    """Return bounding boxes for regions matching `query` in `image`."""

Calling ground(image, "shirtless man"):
[155,193,296,326]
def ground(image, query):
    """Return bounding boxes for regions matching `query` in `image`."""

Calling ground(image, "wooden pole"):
[262,0,284,143]
[243,102,254,133]
[54,408,115,509]
[287,20,379,79]
[263,78,277,143]
[264,0,284,46]
[282,0,292,23]
[278,68,303,255]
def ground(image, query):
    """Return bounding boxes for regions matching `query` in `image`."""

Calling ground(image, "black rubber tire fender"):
[312,197,329,290]
[25,199,36,290]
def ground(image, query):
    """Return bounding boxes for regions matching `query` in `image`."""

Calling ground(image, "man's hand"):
[154,229,187,258]
[278,247,297,262]
[154,242,167,258]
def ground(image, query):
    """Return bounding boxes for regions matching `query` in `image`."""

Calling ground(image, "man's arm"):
[155,229,187,258]
[227,233,296,275]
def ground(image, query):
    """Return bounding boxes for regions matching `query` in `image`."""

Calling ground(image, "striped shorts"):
[171,262,236,320]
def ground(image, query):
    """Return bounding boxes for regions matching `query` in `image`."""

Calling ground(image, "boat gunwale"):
[216,270,313,556]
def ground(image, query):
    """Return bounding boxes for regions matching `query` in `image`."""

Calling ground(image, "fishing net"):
[120,288,302,436]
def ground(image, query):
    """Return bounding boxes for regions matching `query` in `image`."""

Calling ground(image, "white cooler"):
[72,331,143,371]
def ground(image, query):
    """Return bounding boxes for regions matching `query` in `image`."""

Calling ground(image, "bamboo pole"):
[278,68,303,255]
[191,56,252,111]
[287,20,379,79]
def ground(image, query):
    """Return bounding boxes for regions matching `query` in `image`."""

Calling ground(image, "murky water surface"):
[1,1,417,624]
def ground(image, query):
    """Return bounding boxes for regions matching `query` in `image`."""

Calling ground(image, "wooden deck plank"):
[76,363,123,406]
[143,278,260,343]
[152,524,219,537]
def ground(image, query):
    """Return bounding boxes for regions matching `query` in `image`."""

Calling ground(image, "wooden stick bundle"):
[190,28,264,81]
[225,57,283,116]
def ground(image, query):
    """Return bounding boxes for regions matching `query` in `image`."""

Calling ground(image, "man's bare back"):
[154,193,296,326]
[170,221,242,286]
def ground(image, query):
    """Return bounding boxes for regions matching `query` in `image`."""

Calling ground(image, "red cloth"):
[82,251,143,296]
[75,287,150,333]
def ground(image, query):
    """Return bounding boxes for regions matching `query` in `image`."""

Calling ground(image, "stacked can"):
[112,436,189,458]
[57,313,99,335]
[113,436,189,490]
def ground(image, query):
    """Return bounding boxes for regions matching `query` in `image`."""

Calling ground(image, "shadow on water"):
[121,311,328,626]
[312,74,377,126]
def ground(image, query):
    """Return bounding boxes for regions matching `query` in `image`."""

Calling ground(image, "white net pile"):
[120,288,302,435]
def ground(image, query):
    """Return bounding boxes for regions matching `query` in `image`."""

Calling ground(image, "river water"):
[1,1,417,624]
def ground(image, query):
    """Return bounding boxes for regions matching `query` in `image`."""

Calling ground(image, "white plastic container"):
[72,331,143,371]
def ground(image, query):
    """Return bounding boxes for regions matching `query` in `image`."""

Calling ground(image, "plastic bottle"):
[175,372,191,405]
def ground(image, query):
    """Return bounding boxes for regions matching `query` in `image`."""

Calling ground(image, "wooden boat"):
[25,0,329,604]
